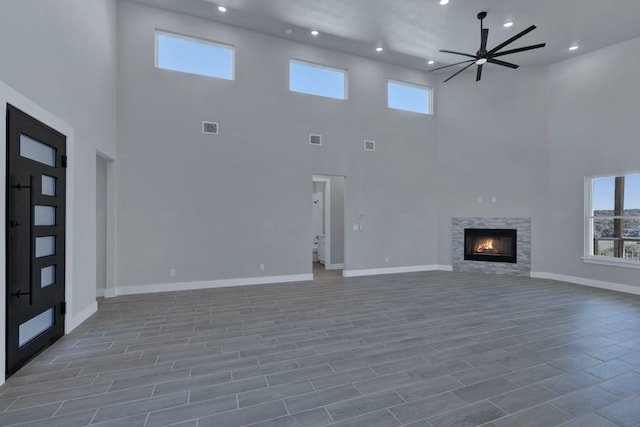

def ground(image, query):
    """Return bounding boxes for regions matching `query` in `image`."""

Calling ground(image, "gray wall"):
[116,2,438,287]
[329,176,345,265]
[0,0,118,315]
[542,36,640,289]
[435,66,550,270]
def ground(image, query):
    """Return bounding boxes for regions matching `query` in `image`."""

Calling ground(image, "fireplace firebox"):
[464,228,517,263]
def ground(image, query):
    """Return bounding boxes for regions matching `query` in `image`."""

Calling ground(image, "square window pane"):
[388,80,430,114]
[34,206,56,226]
[35,236,56,258]
[289,60,346,100]
[156,32,234,80]
[593,218,615,239]
[41,265,56,288]
[42,175,57,196]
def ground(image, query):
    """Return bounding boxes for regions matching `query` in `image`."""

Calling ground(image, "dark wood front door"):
[6,104,66,378]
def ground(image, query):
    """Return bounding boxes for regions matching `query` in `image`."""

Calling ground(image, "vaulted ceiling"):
[132,0,640,72]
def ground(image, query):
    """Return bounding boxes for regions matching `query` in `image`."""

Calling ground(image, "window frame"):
[288,59,348,100]
[583,173,640,269]
[387,79,433,115]
[154,29,235,80]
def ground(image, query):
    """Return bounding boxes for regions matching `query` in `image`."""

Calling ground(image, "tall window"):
[588,174,640,261]
[289,60,347,100]
[155,31,234,80]
[388,80,432,115]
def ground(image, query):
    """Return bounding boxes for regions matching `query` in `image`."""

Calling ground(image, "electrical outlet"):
[260,264,265,271]
[169,268,176,277]
[385,257,390,263]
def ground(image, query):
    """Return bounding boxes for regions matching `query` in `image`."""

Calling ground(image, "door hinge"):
[61,301,67,315]
[61,155,68,168]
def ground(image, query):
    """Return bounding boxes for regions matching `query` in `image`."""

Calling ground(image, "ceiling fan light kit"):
[431,11,546,83]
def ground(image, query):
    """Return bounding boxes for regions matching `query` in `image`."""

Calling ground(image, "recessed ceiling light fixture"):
[503,21,514,28]
[428,60,435,65]
[310,30,319,36]
[217,5,227,12]
[376,46,384,52]
[569,45,579,51]
[439,0,450,5]
[284,28,293,35]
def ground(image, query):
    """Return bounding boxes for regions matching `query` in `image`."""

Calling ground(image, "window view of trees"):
[591,175,640,260]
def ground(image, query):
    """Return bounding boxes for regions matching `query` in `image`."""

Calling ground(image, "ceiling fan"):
[431,11,546,83]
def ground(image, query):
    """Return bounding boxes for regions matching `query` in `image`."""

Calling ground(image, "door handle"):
[9,220,21,228]
[11,182,31,191]
[10,290,32,299]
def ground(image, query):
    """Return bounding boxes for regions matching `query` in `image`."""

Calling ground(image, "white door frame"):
[312,176,331,269]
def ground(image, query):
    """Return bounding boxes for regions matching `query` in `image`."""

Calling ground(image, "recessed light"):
[310,30,319,36]
[284,28,293,35]
[439,0,449,5]
[503,21,514,28]
[217,5,227,12]
[569,45,579,51]
[427,60,435,65]
[376,46,384,52]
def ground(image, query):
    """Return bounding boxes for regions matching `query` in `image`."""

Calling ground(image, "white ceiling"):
[132,0,640,73]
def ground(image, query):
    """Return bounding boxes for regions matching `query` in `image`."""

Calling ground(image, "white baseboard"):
[106,274,314,298]
[325,263,344,270]
[530,271,640,296]
[66,301,98,333]
[343,265,444,278]
[96,288,105,298]
[436,265,453,271]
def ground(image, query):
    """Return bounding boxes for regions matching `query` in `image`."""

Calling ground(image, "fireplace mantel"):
[452,217,531,275]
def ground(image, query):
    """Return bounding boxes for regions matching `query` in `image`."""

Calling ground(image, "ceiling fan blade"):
[428,59,475,72]
[488,25,536,55]
[439,49,477,59]
[487,58,519,69]
[480,28,489,51]
[476,64,483,81]
[491,43,546,58]
[443,62,475,83]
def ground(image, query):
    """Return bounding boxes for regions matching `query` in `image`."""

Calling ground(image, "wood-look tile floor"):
[2,271,640,426]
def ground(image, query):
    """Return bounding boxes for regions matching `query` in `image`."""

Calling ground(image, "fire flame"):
[476,239,494,252]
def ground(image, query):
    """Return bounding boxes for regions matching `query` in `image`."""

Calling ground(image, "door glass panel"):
[35,236,56,258]
[42,175,57,196]
[34,206,56,226]
[41,265,56,288]
[19,308,54,347]
[19,134,57,167]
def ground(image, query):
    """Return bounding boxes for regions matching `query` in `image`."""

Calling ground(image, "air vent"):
[364,140,376,151]
[309,134,322,146]
[203,121,219,135]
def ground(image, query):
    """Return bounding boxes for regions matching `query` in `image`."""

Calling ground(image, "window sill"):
[581,256,640,270]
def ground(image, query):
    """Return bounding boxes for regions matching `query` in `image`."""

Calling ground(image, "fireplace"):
[464,228,517,263]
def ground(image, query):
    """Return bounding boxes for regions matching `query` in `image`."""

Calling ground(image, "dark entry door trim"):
[5,103,68,378]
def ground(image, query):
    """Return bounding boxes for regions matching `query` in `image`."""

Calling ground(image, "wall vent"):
[203,121,219,135]
[309,134,322,146]
[364,140,376,151]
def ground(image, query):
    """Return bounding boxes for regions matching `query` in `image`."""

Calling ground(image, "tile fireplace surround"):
[452,217,531,276]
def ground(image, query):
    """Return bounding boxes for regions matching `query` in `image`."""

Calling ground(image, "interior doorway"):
[311,175,345,280]
[95,152,114,299]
